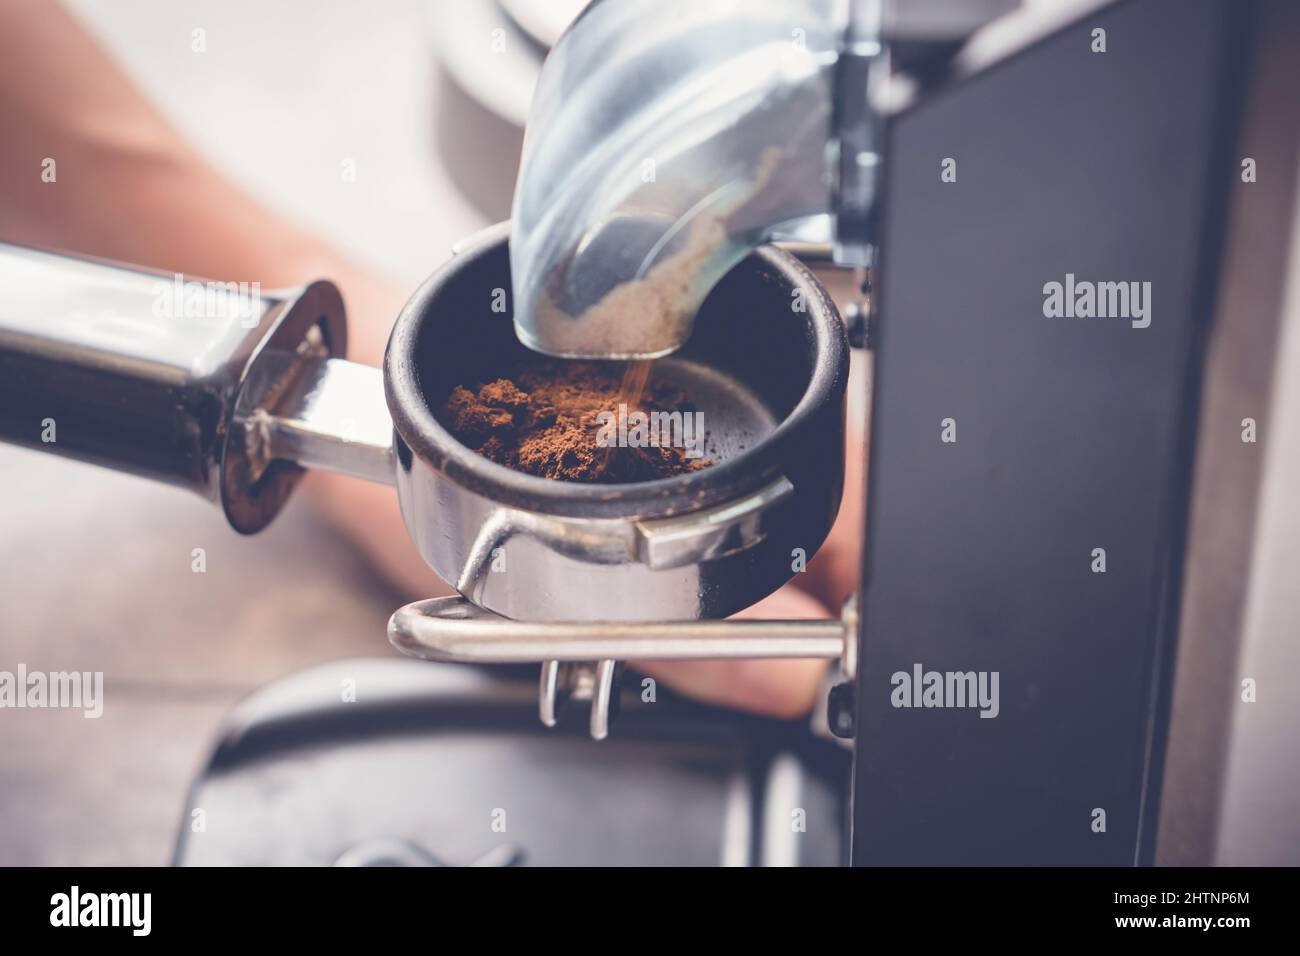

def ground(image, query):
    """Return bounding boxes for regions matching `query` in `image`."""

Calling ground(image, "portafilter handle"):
[0,243,395,533]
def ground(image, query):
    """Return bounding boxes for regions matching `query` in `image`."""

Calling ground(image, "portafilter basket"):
[384,223,854,736]
[385,222,847,622]
[0,223,857,739]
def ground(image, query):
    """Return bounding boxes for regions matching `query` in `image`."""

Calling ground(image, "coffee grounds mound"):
[439,360,712,483]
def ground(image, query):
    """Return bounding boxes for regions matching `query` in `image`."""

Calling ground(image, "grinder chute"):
[508,0,1015,358]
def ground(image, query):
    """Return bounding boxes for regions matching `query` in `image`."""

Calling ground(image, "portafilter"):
[0,223,855,738]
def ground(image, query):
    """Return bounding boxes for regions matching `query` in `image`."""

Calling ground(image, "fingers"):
[802,351,869,610]
[632,584,832,719]
[304,471,452,601]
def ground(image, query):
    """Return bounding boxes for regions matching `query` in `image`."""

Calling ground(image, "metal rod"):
[246,355,395,486]
[389,597,848,664]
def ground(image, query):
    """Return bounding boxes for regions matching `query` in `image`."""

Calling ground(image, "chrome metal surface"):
[401,468,812,622]
[830,0,886,267]
[839,594,859,682]
[633,476,794,570]
[510,0,844,358]
[538,660,565,728]
[388,596,850,664]
[239,355,395,486]
[589,659,620,740]
[508,0,1014,358]
[392,593,857,739]
[538,659,621,741]
[0,243,347,532]
[386,227,847,622]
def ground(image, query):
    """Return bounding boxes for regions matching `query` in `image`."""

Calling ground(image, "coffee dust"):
[439,359,712,483]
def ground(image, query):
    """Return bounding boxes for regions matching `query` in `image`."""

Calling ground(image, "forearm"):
[0,0,442,599]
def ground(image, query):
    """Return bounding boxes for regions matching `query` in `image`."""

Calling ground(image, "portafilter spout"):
[508,0,1017,359]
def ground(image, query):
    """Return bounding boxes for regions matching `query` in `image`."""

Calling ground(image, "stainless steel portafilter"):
[0,224,849,738]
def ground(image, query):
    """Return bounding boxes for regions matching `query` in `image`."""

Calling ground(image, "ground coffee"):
[439,359,712,483]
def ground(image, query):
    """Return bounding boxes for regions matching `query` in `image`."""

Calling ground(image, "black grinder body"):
[851,0,1256,865]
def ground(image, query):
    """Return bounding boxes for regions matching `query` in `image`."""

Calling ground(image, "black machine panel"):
[852,0,1249,864]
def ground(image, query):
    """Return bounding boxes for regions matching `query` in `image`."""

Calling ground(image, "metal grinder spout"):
[508,0,1018,359]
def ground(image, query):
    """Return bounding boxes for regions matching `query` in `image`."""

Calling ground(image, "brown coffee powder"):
[439,359,712,483]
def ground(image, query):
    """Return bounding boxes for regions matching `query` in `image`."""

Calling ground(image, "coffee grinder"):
[1,0,1292,865]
